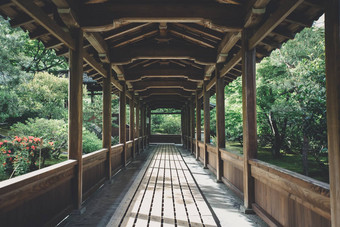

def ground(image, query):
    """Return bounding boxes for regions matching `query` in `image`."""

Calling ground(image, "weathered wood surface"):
[250,159,331,226]
[83,149,108,201]
[111,144,124,174]
[0,160,77,226]
[325,0,340,226]
[149,134,182,144]
[119,144,217,226]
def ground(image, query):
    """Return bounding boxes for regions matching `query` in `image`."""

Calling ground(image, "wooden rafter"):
[78,2,244,32]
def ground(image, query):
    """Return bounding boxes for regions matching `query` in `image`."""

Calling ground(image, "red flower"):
[29,139,33,143]
[9,157,12,161]
[8,150,11,153]
[4,140,7,143]
[26,147,29,150]
[7,154,9,157]
[2,162,6,166]
[0,142,3,146]
[48,142,54,146]
[31,146,35,150]
[2,151,6,154]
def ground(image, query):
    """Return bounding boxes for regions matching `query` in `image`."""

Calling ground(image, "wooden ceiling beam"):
[78,2,244,32]
[125,67,204,82]
[110,43,216,65]
[112,30,158,48]
[133,81,197,92]
[219,50,242,77]
[104,23,152,41]
[84,32,110,63]
[249,0,304,49]
[12,0,76,50]
[172,23,223,41]
[169,28,217,49]
[138,88,192,98]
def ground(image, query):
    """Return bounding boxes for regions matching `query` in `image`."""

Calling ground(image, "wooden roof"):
[0,0,324,109]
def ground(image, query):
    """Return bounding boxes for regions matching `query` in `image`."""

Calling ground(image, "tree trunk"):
[302,134,309,176]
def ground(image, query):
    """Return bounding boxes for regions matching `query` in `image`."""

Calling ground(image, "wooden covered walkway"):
[114,144,216,227]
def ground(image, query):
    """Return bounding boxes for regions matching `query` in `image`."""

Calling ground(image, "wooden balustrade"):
[206,143,217,174]
[0,160,77,226]
[0,138,145,226]
[198,141,205,162]
[250,159,330,227]
[83,149,108,200]
[111,144,124,174]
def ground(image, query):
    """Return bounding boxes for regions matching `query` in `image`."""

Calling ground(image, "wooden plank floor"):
[119,144,217,227]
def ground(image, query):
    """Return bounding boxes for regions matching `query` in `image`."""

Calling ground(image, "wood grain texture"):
[325,0,340,226]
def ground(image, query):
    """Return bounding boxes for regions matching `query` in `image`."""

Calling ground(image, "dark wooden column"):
[141,105,146,148]
[203,82,210,169]
[241,29,257,212]
[181,110,184,146]
[196,91,201,160]
[216,67,225,182]
[325,2,340,226]
[129,95,135,158]
[190,99,195,154]
[183,108,187,148]
[147,107,151,138]
[136,99,140,154]
[119,83,127,166]
[102,64,112,179]
[68,28,83,209]
[186,105,190,150]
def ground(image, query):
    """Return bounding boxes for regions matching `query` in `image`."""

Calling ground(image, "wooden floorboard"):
[119,144,217,227]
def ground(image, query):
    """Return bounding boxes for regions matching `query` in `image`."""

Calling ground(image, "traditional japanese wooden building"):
[0,0,339,226]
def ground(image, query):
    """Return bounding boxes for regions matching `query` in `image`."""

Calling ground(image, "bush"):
[10,118,68,158]
[82,129,102,154]
[0,136,54,178]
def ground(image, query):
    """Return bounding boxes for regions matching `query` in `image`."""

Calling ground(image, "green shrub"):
[82,129,102,154]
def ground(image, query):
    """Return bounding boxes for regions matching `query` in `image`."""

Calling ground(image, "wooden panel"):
[221,149,244,197]
[0,160,77,226]
[82,149,108,200]
[126,140,133,161]
[251,159,331,227]
[111,144,124,174]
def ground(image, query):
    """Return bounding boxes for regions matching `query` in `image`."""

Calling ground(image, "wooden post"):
[102,64,112,179]
[182,108,186,148]
[241,29,257,212]
[196,91,201,160]
[142,105,146,149]
[136,99,140,154]
[325,2,340,226]
[203,82,210,169]
[119,83,127,166]
[186,106,190,150]
[216,66,225,182]
[129,95,135,158]
[68,28,83,209]
[190,99,195,154]
[147,107,151,141]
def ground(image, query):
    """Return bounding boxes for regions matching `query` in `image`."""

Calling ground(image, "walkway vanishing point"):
[61,144,266,227]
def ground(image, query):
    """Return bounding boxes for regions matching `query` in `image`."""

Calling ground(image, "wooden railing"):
[0,137,146,226]
[0,160,77,226]
[250,159,330,226]
[190,142,331,227]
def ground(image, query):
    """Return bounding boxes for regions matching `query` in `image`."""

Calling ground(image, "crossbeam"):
[78,2,244,32]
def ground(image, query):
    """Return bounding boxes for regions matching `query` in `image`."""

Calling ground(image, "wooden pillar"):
[136,99,140,154]
[182,109,186,148]
[190,99,195,154]
[129,96,135,158]
[141,105,146,149]
[203,82,210,169]
[102,64,112,179]
[196,92,201,160]
[216,66,225,182]
[186,106,190,150]
[325,2,340,226]
[68,28,83,209]
[241,29,257,212]
[119,83,127,166]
